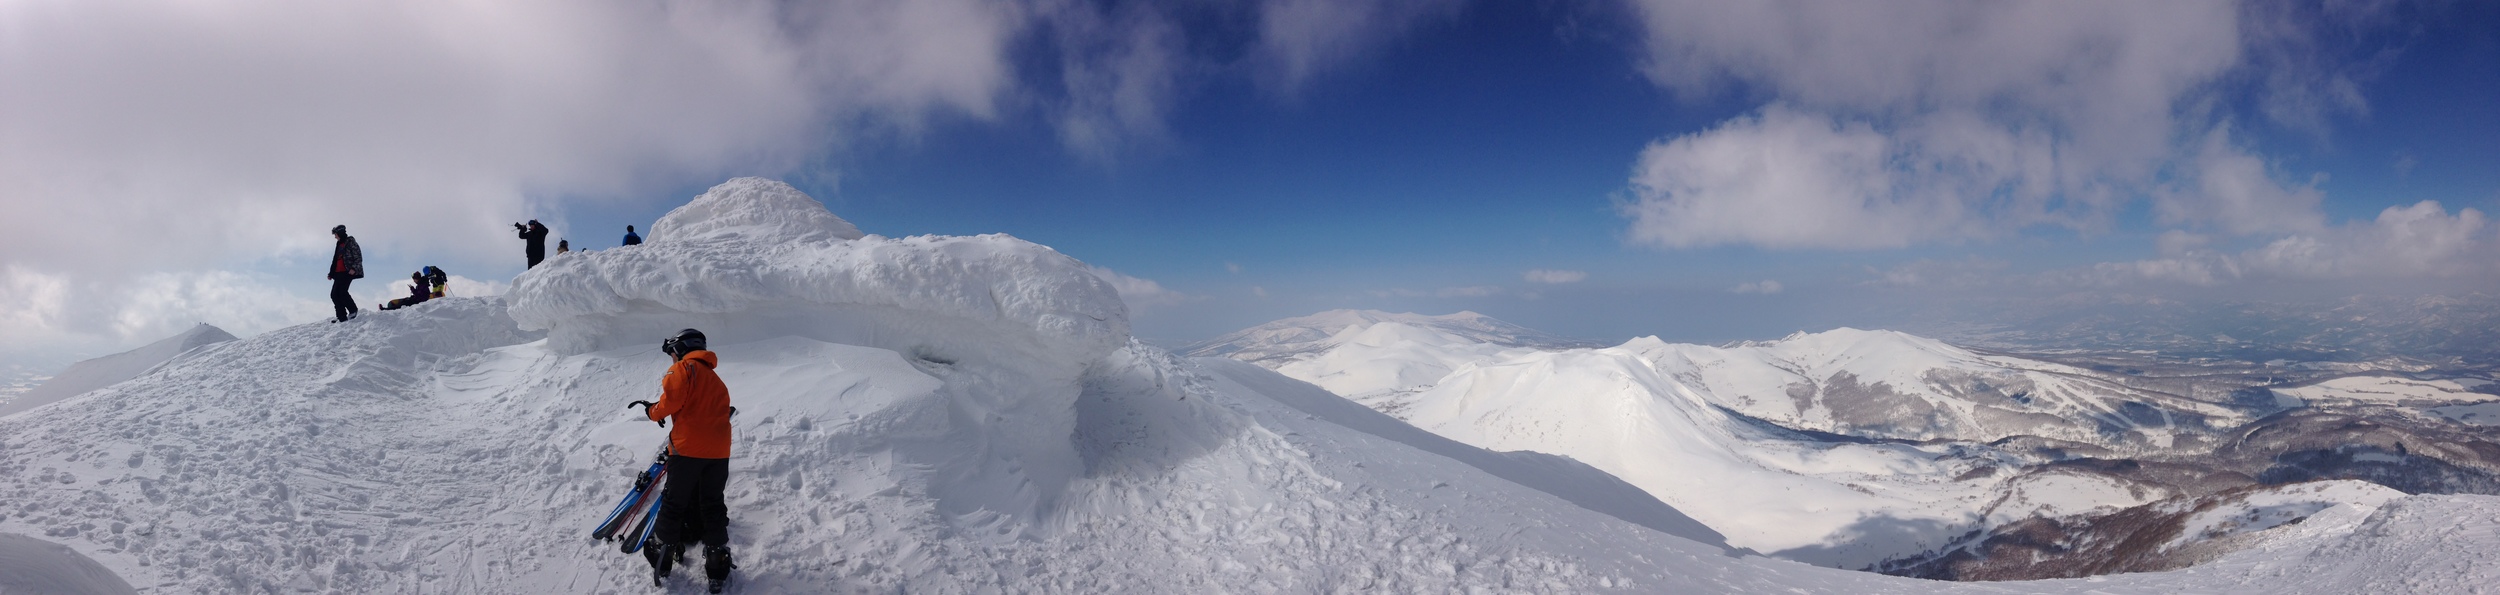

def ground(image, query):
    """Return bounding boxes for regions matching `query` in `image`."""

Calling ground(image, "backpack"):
[424,266,448,297]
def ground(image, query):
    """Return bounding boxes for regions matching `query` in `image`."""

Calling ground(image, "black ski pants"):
[329,277,357,321]
[657,454,729,548]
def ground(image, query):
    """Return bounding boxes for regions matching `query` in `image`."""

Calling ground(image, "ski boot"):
[703,545,737,593]
[645,542,682,586]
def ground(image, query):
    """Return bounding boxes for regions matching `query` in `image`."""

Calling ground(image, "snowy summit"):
[1,179,2497,593]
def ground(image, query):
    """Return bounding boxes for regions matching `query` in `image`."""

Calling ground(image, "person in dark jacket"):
[378,271,430,311]
[514,220,549,268]
[622,225,642,246]
[638,329,736,592]
[327,225,363,322]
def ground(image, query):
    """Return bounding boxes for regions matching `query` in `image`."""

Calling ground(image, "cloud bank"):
[1617,0,2393,261]
[1524,269,1589,284]
[2085,201,2494,286]
[1089,266,1194,310]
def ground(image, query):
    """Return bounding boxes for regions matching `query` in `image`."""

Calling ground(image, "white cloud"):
[1088,266,1193,310]
[1226,262,1243,274]
[2154,126,2327,235]
[1524,269,1588,284]
[1,0,1018,276]
[1624,106,2065,249]
[2071,202,2493,287]
[1617,1,2377,250]
[0,265,323,362]
[1367,285,1504,299]
[1730,280,1783,294]
[1862,258,2010,289]
[2243,201,2490,279]
[1253,0,1464,94]
[1038,2,1184,162]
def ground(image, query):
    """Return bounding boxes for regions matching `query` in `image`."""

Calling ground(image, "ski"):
[590,442,671,540]
[621,488,666,554]
[595,466,667,540]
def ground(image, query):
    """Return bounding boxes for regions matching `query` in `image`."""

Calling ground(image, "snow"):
[0,323,234,419]
[1270,322,1540,401]
[644,177,865,244]
[0,532,136,595]
[2164,481,2404,554]
[2273,374,2496,404]
[1184,309,1596,364]
[1202,315,2256,567]
[2429,401,2500,426]
[1384,345,2017,568]
[3,178,2499,593]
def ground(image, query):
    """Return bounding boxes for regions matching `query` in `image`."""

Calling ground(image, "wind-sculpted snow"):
[508,177,1127,371]
[645,176,865,244]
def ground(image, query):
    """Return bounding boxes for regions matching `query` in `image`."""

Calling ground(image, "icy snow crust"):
[5,180,2500,592]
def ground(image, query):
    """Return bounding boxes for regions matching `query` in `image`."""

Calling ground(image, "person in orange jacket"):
[640,328,736,592]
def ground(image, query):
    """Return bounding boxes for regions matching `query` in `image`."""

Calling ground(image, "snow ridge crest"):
[647,177,865,244]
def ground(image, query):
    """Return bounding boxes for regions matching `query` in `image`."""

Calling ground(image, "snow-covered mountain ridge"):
[3,178,2497,592]
[1206,310,2500,572]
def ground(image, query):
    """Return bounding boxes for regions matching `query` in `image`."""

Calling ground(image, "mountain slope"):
[1195,314,2430,569]
[1181,310,1600,405]
[1,178,2495,593]
[0,323,235,419]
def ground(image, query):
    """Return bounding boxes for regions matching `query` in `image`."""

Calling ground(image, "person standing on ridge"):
[326,225,363,322]
[622,225,642,246]
[557,239,570,255]
[635,329,736,592]
[515,220,549,268]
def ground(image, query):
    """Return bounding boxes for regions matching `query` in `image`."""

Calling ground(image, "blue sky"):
[4,0,2498,367]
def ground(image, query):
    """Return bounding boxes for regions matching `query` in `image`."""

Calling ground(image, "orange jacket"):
[649,350,732,459]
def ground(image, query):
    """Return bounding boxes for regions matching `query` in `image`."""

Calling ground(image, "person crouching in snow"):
[642,329,736,591]
[378,271,431,310]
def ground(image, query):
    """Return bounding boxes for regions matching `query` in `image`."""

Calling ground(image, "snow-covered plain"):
[2274,375,2497,405]
[4,178,2498,593]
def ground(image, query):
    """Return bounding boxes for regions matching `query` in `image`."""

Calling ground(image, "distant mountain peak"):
[0,322,236,418]
[1183,310,1596,362]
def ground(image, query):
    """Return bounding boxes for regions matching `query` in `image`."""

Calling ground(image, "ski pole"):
[627,401,665,427]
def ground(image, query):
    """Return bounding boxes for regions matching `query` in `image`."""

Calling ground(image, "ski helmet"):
[662,328,707,358]
[331,225,347,236]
